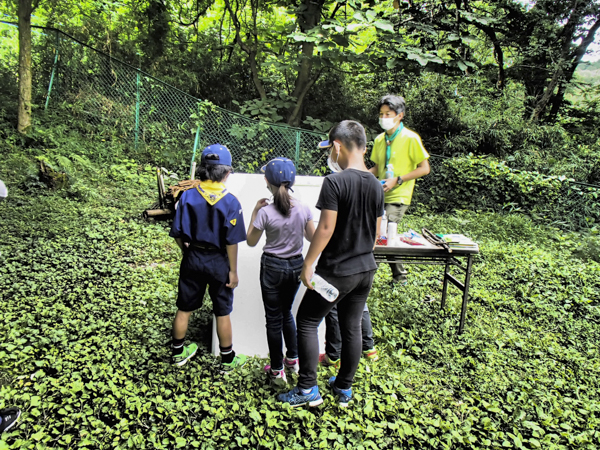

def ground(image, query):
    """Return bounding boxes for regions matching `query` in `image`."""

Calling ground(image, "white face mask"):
[379,116,399,131]
[327,147,343,173]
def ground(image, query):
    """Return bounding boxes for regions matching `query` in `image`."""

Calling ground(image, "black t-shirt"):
[316,168,385,277]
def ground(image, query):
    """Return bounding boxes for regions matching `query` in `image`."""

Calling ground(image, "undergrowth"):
[0,143,599,449]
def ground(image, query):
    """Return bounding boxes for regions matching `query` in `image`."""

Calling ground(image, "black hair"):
[197,164,232,182]
[377,95,406,114]
[328,120,367,151]
[272,182,292,217]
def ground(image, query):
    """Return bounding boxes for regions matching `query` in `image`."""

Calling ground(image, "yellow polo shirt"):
[370,127,429,205]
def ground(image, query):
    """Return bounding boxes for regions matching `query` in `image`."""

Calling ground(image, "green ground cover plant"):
[1,149,599,449]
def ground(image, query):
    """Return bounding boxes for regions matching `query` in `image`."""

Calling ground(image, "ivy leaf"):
[407,52,428,66]
[373,20,394,33]
[353,11,366,21]
[249,409,261,422]
[331,35,349,47]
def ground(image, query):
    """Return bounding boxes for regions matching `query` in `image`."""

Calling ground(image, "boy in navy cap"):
[169,144,248,370]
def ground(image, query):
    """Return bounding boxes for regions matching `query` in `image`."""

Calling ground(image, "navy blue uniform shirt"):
[169,181,247,248]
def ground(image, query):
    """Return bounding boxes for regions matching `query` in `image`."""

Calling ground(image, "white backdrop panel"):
[211,174,326,357]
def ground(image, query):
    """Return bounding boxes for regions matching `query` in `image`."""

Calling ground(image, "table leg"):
[458,255,473,334]
[441,261,450,309]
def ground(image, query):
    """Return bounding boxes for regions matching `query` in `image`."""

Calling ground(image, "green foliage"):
[232,92,296,123]
[1,142,599,448]
[417,155,600,230]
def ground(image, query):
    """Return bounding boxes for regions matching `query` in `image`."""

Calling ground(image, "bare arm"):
[304,219,316,242]
[246,198,269,247]
[374,216,382,250]
[226,244,239,289]
[369,163,378,176]
[300,209,337,288]
[174,237,185,251]
[382,159,431,193]
[398,158,430,182]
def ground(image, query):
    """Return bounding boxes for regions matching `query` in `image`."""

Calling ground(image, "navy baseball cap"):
[201,144,232,166]
[261,157,296,187]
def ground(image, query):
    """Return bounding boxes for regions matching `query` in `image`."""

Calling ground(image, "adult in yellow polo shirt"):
[369,95,430,284]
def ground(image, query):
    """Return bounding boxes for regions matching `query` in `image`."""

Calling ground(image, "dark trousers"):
[259,253,303,371]
[296,270,375,390]
[325,304,374,360]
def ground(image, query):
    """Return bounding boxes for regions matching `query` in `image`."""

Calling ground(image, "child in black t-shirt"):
[277,121,385,408]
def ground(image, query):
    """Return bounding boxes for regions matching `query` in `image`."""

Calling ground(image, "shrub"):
[415,155,600,230]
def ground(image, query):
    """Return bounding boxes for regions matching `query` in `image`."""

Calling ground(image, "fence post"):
[190,122,201,179]
[135,70,141,151]
[294,131,301,166]
[44,29,60,111]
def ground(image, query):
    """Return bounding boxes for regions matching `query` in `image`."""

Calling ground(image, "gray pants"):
[386,203,409,283]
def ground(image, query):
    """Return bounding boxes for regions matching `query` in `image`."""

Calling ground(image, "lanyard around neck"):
[385,122,404,167]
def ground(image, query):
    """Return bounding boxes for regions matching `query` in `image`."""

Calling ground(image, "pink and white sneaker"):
[284,357,299,374]
[264,364,287,386]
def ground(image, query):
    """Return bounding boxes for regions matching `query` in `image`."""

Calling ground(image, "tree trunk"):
[286,0,324,126]
[223,0,267,101]
[18,0,33,134]
[529,67,564,122]
[529,3,587,122]
[548,15,600,121]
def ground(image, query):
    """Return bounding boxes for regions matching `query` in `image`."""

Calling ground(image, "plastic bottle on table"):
[378,210,388,245]
[311,274,339,302]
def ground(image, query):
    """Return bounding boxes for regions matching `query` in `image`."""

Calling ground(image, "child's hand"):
[227,271,239,289]
[300,264,314,289]
[254,198,269,211]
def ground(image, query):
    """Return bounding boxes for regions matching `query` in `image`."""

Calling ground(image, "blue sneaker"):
[277,385,323,408]
[328,376,352,407]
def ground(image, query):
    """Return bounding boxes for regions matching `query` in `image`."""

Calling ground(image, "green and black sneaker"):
[172,342,198,367]
[221,354,248,373]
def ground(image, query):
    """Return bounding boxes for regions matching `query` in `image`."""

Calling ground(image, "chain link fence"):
[0,22,327,176]
[1,21,599,230]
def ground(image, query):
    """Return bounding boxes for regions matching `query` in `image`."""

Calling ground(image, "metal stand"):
[440,254,474,334]
[374,246,478,334]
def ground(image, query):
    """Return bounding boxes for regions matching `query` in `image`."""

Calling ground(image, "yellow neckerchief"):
[196,180,228,206]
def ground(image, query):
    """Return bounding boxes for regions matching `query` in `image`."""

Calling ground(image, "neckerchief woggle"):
[196,181,228,206]
[385,122,404,168]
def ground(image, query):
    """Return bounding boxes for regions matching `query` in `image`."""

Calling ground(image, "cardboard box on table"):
[211,173,326,357]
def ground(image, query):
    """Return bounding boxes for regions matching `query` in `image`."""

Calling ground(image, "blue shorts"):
[176,247,233,317]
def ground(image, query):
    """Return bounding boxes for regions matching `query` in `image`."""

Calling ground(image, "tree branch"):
[330,1,346,20]
[223,0,267,100]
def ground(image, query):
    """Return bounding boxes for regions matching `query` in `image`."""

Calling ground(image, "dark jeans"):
[297,270,375,390]
[325,303,374,360]
[260,253,303,371]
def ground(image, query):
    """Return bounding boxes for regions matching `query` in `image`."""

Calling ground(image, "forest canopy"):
[1,0,600,182]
